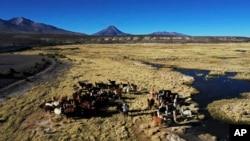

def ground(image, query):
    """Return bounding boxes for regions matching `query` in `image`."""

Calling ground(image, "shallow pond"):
[176,69,250,141]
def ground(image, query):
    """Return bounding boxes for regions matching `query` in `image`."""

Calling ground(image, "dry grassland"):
[0,43,250,141]
[208,93,250,124]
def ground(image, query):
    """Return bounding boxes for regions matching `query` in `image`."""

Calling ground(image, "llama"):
[180,107,193,117]
[63,104,77,119]
[152,111,163,125]
[54,107,62,115]
[122,86,130,94]
[147,98,155,109]
[39,99,55,113]
[173,95,178,108]
[122,102,129,116]
[150,86,156,98]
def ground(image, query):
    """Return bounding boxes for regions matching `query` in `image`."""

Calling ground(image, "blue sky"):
[1,0,250,36]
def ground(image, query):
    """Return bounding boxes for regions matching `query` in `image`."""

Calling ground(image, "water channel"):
[141,61,250,140]
[176,69,250,141]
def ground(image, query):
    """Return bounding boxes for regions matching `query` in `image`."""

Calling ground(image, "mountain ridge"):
[150,31,188,36]
[1,17,188,36]
[1,17,246,38]
[0,17,84,35]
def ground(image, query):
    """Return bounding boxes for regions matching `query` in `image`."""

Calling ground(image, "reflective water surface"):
[176,69,250,141]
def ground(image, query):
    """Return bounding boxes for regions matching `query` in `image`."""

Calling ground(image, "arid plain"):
[0,43,250,141]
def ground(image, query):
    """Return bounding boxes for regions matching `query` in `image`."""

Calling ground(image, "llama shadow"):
[133,90,149,95]
[120,97,135,100]
[129,109,152,117]
[0,119,6,123]
[68,110,119,120]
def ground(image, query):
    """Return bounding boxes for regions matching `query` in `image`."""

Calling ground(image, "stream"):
[176,69,250,141]
[142,62,250,140]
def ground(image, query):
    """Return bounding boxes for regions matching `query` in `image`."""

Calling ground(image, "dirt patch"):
[0,53,70,102]
[0,54,51,89]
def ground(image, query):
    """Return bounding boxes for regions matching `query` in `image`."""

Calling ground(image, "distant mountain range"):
[93,26,189,36]
[150,31,188,36]
[0,17,84,35]
[0,17,189,36]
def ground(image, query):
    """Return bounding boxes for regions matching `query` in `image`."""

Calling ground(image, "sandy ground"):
[1,43,250,141]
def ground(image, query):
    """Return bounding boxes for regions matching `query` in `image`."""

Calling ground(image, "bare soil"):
[0,54,50,89]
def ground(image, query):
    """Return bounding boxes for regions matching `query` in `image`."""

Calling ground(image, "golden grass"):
[207,93,250,124]
[1,43,250,140]
[240,92,250,99]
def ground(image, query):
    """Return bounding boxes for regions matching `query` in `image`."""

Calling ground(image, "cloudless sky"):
[1,0,250,36]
